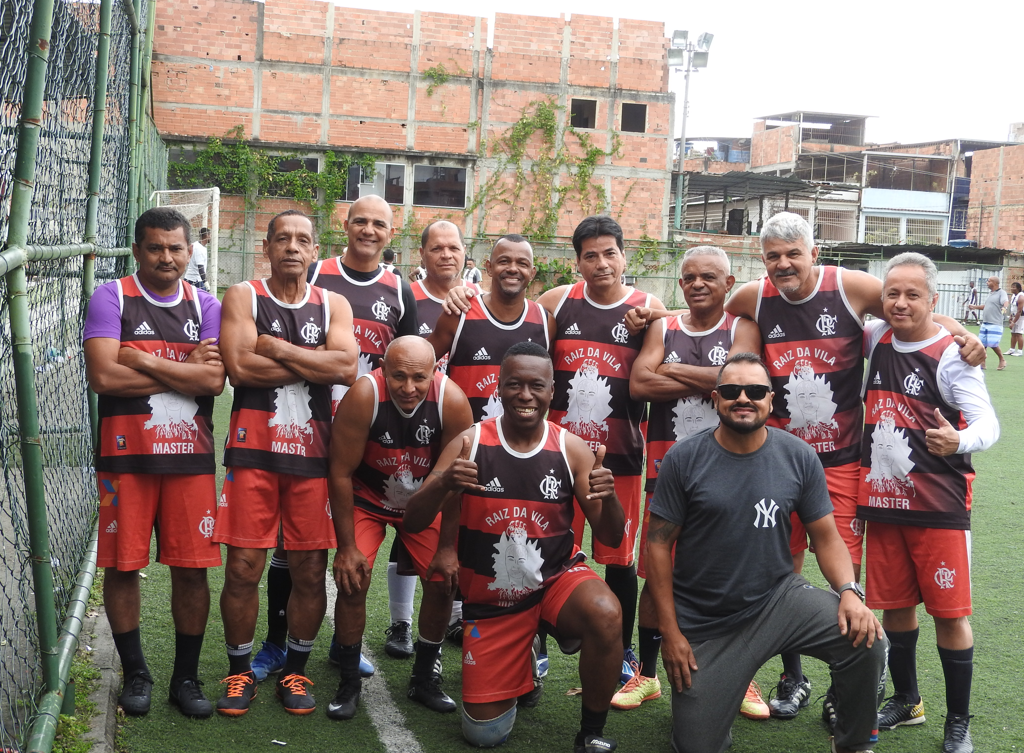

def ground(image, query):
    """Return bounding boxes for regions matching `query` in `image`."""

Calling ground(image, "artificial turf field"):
[119,325,1023,753]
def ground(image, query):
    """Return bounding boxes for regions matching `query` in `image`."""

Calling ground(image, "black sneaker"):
[769,673,811,719]
[169,676,213,719]
[942,714,973,753]
[574,734,617,753]
[276,673,316,715]
[216,671,258,717]
[384,621,414,659]
[877,694,925,729]
[408,670,456,713]
[445,619,464,646]
[821,688,838,735]
[118,670,154,716]
[325,678,361,721]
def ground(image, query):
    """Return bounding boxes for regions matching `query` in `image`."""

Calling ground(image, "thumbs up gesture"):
[443,434,484,492]
[925,408,961,457]
[587,445,615,500]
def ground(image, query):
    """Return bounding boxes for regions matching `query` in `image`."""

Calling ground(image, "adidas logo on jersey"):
[483,477,504,492]
[105,520,118,534]
[379,432,393,445]
[271,319,283,333]
[767,324,785,339]
[564,322,581,335]
[418,322,432,335]
[473,347,490,361]
[463,651,477,665]
[134,321,155,336]
[873,372,882,385]
[664,351,681,363]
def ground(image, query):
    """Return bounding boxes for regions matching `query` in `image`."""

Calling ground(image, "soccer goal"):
[150,187,221,292]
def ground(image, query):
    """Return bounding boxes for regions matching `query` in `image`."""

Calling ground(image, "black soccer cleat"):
[118,670,154,716]
[169,676,213,719]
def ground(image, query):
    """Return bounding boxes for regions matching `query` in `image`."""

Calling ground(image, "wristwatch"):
[837,581,865,601]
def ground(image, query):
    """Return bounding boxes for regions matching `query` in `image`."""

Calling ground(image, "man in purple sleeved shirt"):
[83,208,225,719]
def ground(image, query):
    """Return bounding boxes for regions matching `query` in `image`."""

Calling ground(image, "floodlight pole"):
[673,48,693,235]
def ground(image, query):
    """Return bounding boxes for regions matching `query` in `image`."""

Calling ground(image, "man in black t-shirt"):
[645,353,887,753]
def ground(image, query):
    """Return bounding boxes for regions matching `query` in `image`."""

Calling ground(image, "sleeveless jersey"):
[755,265,864,468]
[548,282,649,476]
[645,313,739,492]
[223,280,332,477]
[412,279,480,373]
[857,327,975,530]
[310,258,404,408]
[458,418,582,620]
[96,274,215,474]
[447,295,550,422]
[352,369,448,519]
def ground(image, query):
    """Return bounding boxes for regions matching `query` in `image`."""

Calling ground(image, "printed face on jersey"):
[865,412,916,496]
[498,354,554,429]
[561,359,612,442]
[144,391,200,441]
[488,519,544,603]
[783,360,838,441]
[679,253,734,315]
[420,222,465,285]
[133,226,191,293]
[761,236,819,297]
[672,396,717,440]
[263,214,318,279]
[576,235,626,293]
[383,340,437,412]
[485,239,536,298]
[882,264,938,341]
[343,196,395,265]
[713,361,773,435]
[269,381,314,443]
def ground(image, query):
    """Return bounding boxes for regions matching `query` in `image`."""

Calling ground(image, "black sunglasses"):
[716,383,771,401]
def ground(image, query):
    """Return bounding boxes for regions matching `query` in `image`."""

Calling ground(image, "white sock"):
[449,600,463,625]
[387,562,416,624]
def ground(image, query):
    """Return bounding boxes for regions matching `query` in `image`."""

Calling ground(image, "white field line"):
[324,575,426,753]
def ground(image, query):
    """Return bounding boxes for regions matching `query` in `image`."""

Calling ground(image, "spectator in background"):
[962,281,979,324]
[186,227,210,291]
[968,276,1008,370]
[462,257,482,285]
[381,248,397,273]
[1007,281,1023,356]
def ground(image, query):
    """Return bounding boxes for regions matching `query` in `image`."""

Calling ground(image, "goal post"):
[150,187,221,293]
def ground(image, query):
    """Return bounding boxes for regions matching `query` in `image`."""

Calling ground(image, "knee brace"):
[462,705,516,748]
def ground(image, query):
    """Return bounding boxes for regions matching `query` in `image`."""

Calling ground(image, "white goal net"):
[151,187,221,292]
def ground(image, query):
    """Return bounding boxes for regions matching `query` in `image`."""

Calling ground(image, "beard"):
[772,270,802,293]
[717,407,767,435]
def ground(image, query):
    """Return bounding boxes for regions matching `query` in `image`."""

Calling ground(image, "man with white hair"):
[859,252,997,753]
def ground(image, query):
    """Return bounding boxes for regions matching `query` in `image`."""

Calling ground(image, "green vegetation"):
[53,648,102,753]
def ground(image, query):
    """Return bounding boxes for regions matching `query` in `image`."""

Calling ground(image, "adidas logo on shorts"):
[483,477,504,492]
[271,319,283,333]
[664,351,681,363]
[564,322,581,335]
[418,322,432,335]
[134,321,155,336]
[463,651,477,665]
[767,324,785,339]
[106,520,118,534]
[473,347,490,361]
[873,371,882,385]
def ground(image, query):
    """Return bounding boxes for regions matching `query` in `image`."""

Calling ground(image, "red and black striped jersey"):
[412,279,480,373]
[755,266,864,468]
[548,282,649,476]
[96,275,215,474]
[645,313,738,492]
[224,280,332,478]
[459,418,582,619]
[352,368,448,519]
[447,296,550,422]
[857,327,975,530]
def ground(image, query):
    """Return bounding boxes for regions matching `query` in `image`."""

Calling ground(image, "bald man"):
[325,337,474,721]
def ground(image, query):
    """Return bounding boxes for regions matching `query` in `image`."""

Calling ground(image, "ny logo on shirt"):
[753,498,779,528]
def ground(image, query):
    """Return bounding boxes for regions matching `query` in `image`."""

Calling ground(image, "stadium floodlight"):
[696,32,714,51]
[672,30,688,47]
[667,29,714,232]
[691,51,709,69]
[667,48,686,67]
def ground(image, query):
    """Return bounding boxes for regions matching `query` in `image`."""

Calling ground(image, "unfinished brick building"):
[967,144,1024,252]
[151,0,676,275]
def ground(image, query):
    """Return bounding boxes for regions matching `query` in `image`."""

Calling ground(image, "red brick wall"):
[751,124,797,169]
[967,145,1024,251]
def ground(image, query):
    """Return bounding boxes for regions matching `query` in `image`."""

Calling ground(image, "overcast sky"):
[333,0,1019,146]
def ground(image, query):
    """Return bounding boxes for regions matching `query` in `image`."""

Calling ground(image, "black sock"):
[886,628,920,702]
[637,626,662,678]
[282,635,314,676]
[112,628,148,677]
[412,638,442,679]
[937,645,973,717]
[604,564,638,649]
[578,706,608,741]
[781,652,803,681]
[336,641,362,682]
[171,632,204,681]
[226,641,253,675]
[266,554,292,649]
[537,628,548,656]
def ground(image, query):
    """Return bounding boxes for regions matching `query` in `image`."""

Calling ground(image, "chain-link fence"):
[1,0,161,749]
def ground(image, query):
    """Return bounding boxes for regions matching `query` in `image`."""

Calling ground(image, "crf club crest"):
[864,412,916,496]
[783,360,839,441]
[560,359,612,443]
[488,519,544,604]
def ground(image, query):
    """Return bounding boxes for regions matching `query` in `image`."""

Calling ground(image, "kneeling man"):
[646,353,888,753]
[407,341,625,753]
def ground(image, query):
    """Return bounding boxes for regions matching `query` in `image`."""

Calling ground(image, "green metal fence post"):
[3,0,61,696]
[124,0,142,244]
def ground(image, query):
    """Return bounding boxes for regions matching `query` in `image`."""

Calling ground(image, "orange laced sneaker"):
[277,673,316,714]
[739,680,770,721]
[216,671,257,716]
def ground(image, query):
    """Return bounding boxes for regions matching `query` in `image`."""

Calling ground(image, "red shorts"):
[788,462,863,565]
[354,506,443,581]
[573,474,641,566]
[97,472,221,570]
[637,492,676,580]
[865,522,972,618]
[461,564,602,704]
[213,467,335,550]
